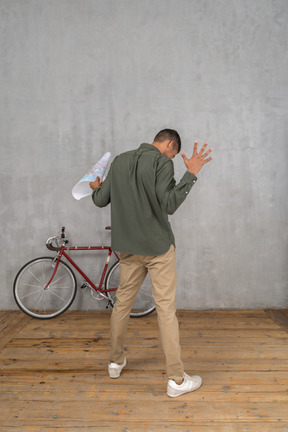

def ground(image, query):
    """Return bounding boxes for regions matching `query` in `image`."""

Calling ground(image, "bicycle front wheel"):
[13,257,77,319]
[105,261,156,318]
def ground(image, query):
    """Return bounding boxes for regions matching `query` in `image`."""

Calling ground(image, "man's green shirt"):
[92,143,197,256]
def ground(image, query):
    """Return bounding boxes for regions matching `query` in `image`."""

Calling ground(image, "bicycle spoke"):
[49,272,70,286]
[19,287,43,300]
[46,288,70,303]
[34,290,46,312]
[28,268,44,285]
[139,291,153,298]
[48,284,72,289]
[20,282,42,289]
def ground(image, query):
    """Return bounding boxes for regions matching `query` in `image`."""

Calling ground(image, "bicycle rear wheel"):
[105,261,156,318]
[13,257,77,319]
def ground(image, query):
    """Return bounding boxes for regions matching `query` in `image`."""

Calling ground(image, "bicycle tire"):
[105,261,156,318]
[13,257,77,319]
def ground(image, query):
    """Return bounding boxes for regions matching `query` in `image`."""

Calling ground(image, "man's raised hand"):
[180,141,213,176]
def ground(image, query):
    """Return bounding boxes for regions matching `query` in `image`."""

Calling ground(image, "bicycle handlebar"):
[46,237,61,251]
[46,227,68,251]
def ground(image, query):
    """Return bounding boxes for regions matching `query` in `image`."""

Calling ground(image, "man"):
[90,129,213,397]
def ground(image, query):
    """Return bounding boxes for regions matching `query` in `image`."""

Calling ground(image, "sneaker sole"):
[109,369,121,379]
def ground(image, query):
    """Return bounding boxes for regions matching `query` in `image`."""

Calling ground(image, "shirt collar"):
[139,143,161,154]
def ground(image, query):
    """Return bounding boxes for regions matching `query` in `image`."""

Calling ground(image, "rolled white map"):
[72,152,111,200]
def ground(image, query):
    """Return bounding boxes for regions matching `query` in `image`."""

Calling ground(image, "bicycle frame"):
[14,227,155,319]
[45,244,120,294]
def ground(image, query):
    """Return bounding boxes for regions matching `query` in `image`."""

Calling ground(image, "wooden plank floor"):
[1,310,288,431]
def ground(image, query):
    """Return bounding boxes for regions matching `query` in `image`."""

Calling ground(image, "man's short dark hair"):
[154,129,181,153]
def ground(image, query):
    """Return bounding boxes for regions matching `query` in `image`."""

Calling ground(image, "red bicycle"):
[13,227,155,319]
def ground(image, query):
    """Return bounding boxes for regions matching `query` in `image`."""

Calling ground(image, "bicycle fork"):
[43,251,64,290]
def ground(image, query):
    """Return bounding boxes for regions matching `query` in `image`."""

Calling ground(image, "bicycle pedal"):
[106,299,114,309]
[81,283,88,289]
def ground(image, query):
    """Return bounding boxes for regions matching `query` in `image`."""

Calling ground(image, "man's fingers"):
[203,156,213,164]
[203,147,213,159]
[182,141,212,169]
[89,176,102,190]
[193,141,198,155]
[199,142,208,156]
[180,151,188,162]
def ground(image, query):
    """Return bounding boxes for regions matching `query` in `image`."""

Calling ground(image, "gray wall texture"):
[1,0,287,310]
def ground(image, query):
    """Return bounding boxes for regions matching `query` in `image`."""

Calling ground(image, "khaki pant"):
[110,245,184,381]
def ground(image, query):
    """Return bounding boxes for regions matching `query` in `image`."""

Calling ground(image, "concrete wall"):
[1,0,287,310]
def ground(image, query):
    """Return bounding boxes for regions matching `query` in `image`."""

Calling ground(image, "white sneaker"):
[167,373,202,398]
[108,358,127,379]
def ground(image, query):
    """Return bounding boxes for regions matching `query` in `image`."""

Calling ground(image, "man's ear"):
[168,140,175,149]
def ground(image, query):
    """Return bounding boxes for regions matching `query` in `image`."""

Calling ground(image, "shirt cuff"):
[182,170,197,185]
